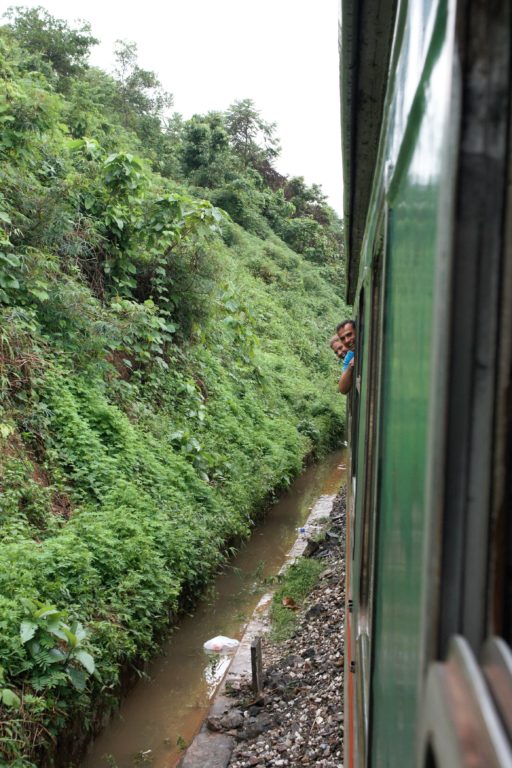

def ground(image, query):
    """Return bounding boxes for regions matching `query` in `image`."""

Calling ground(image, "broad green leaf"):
[62,626,78,647]
[46,624,68,641]
[29,288,50,302]
[20,620,37,644]
[0,253,21,266]
[1,688,20,708]
[72,622,87,642]
[67,139,85,151]
[0,275,19,289]
[67,666,87,691]
[48,648,66,664]
[35,606,60,620]
[27,640,41,658]
[74,650,95,674]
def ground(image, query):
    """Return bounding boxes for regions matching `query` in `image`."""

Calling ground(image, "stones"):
[221,710,244,730]
[207,716,224,732]
[302,539,320,557]
[227,488,346,768]
[304,603,326,620]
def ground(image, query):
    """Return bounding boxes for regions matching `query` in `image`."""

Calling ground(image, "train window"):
[359,232,385,620]
[355,288,364,392]
[350,288,364,479]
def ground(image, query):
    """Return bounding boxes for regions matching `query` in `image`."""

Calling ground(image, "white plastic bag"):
[203,635,240,652]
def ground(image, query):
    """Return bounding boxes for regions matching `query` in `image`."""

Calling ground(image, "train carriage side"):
[341,0,512,766]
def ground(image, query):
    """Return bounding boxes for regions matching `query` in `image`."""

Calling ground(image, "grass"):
[269,558,324,641]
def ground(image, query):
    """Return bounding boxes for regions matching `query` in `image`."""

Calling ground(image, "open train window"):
[358,213,386,630]
[359,249,384,619]
[350,288,364,480]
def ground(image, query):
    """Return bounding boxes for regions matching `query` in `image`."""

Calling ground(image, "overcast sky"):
[1,0,343,214]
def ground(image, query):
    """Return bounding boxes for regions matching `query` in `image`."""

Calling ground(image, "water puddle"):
[81,449,345,768]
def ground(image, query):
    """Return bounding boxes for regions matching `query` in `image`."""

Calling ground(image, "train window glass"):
[356,289,364,392]
[350,289,364,479]
[359,241,384,620]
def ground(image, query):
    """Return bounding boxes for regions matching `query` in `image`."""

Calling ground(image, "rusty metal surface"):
[420,636,512,767]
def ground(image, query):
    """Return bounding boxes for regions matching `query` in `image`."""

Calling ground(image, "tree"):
[284,176,330,223]
[3,6,98,84]
[113,40,173,129]
[225,99,280,171]
[180,112,234,187]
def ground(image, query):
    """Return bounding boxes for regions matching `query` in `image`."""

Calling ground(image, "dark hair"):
[336,319,355,332]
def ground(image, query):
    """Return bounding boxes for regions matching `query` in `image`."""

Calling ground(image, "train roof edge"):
[340,0,399,305]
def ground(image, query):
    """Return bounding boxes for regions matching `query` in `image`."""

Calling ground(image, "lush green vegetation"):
[270,558,325,641]
[0,7,345,765]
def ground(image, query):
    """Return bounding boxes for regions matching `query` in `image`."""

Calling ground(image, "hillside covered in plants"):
[0,7,346,765]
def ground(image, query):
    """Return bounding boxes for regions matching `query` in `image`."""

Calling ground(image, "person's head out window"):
[335,320,356,395]
[337,320,356,353]
[330,334,345,359]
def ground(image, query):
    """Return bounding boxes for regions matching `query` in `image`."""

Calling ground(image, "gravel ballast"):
[222,489,346,768]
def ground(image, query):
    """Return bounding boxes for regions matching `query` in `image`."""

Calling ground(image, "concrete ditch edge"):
[177,492,337,768]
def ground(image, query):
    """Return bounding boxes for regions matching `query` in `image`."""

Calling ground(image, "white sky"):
[1,0,343,214]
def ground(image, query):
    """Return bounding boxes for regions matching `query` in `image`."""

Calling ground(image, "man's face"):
[338,323,355,352]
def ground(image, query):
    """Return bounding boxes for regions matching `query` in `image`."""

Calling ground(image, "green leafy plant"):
[0,665,21,709]
[20,599,95,692]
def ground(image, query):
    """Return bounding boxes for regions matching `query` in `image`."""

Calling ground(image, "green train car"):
[340,0,512,765]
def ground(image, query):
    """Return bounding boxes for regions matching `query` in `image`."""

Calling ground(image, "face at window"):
[338,324,355,351]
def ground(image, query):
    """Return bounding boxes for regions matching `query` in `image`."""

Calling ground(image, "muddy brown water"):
[81,450,345,768]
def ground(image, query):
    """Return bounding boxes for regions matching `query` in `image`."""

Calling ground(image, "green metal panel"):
[368,1,456,764]
[371,199,435,764]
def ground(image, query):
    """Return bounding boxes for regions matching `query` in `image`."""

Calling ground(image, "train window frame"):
[350,288,364,481]
[358,222,386,626]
